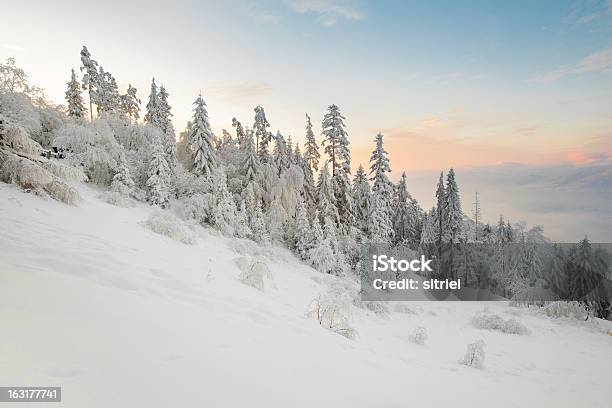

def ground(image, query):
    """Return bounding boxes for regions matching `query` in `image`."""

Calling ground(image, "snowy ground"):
[1,183,611,408]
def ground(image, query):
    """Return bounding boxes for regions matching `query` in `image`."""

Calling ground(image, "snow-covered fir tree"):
[231,117,246,146]
[188,94,216,176]
[157,85,177,169]
[308,210,335,274]
[120,84,140,122]
[240,128,259,182]
[352,164,371,236]
[294,198,312,260]
[443,168,463,243]
[394,172,416,245]
[65,68,86,118]
[95,67,120,114]
[317,161,339,226]
[80,46,99,120]
[253,105,271,162]
[321,104,353,233]
[272,130,287,176]
[304,113,320,173]
[368,133,394,241]
[435,172,445,244]
[146,142,171,207]
[110,156,136,197]
[144,78,163,128]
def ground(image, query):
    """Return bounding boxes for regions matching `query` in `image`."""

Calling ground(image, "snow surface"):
[1,183,611,407]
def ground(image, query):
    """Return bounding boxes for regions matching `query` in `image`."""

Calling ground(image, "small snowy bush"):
[1,123,42,156]
[409,326,428,345]
[540,301,590,320]
[44,179,79,205]
[461,340,485,369]
[307,287,356,339]
[235,256,271,291]
[42,160,85,182]
[141,210,196,244]
[102,191,134,208]
[471,313,530,335]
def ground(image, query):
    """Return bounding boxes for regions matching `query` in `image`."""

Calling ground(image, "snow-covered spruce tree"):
[317,161,339,227]
[266,197,287,242]
[65,69,86,119]
[286,135,293,165]
[293,143,302,166]
[294,198,312,260]
[110,156,136,197]
[157,85,177,169]
[443,168,463,243]
[144,78,163,128]
[120,84,140,122]
[232,117,246,146]
[272,130,287,176]
[435,171,445,245]
[188,94,216,176]
[95,67,121,115]
[308,211,335,274]
[300,151,317,215]
[304,113,320,173]
[321,104,353,233]
[80,46,99,120]
[146,142,171,207]
[368,133,394,242]
[250,198,269,243]
[352,164,371,236]
[240,127,259,182]
[253,105,271,163]
[394,172,417,245]
[420,207,438,245]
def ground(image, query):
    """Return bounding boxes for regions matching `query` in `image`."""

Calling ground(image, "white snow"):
[1,183,611,407]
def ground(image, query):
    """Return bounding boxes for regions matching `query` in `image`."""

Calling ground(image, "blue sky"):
[1,0,611,172]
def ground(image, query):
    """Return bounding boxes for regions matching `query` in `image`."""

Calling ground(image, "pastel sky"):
[1,0,611,175]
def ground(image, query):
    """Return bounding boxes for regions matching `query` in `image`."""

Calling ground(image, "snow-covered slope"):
[1,183,610,407]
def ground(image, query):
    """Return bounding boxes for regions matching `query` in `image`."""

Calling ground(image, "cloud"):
[528,46,612,83]
[285,0,366,26]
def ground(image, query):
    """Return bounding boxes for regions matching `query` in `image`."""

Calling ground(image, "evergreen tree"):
[232,117,246,146]
[304,113,320,172]
[120,84,140,122]
[95,66,120,114]
[144,78,163,128]
[286,135,293,166]
[241,128,259,182]
[294,198,312,260]
[272,130,287,176]
[394,172,415,245]
[146,143,171,207]
[110,157,135,197]
[317,161,339,226]
[65,68,86,118]
[254,105,271,162]
[435,172,445,245]
[352,165,371,235]
[157,85,177,169]
[368,133,393,241]
[188,94,216,176]
[443,168,463,243]
[80,46,99,120]
[321,105,353,232]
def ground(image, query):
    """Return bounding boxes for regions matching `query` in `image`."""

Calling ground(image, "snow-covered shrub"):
[539,301,590,320]
[0,92,41,135]
[44,179,79,205]
[461,340,485,369]
[307,287,356,339]
[471,313,530,335]
[41,160,86,182]
[102,191,134,208]
[394,303,417,315]
[1,123,42,156]
[141,210,196,244]
[176,193,212,224]
[357,300,390,317]
[0,151,80,204]
[409,326,428,345]
[235,256,271,291]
